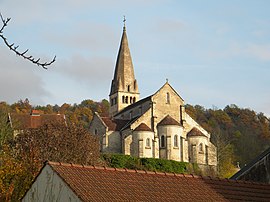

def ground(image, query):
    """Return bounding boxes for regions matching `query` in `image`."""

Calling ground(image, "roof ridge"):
[47,161,270,187]
[47,161,206,180]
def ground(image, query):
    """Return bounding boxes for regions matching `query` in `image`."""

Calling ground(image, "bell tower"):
[109,19,140,117]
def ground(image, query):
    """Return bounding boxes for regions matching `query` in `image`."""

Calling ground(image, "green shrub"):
[102,154,188,174]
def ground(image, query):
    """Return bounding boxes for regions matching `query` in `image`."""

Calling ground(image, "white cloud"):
[55,55,113,85]
[0,47,50,104]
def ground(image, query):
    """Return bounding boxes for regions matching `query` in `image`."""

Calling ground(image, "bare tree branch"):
[0,13,56,69]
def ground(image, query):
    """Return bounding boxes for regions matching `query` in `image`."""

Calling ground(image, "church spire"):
[109,19,140,117]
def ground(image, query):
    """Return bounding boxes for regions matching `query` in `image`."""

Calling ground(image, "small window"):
[146,138,151,148]
[166,92,170,104]
[94,129,98,135]
[102,135,106,145]
[125,96,128,103]
[160,135,165,148]
[133,97,136,103]
[174,135,178,147]
[199,143,203,153]
[134,80,137,90]
[127,85,130,92]
[122,96,125,103]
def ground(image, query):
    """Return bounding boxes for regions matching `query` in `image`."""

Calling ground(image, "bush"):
[102,154,188,174]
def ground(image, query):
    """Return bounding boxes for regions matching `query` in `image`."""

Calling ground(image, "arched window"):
[146,138,151,147]
[174,135,178,147]
[199,143,203,153]
[166,92,170,104]
[133,97,136,103]
[122,96,125,103]
[125,96,128,103]
[127,85,130,92]
[160,135,165,148]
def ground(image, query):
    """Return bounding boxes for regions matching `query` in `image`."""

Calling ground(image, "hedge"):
[102,153,189,174]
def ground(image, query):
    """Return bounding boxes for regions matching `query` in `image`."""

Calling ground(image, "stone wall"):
[157,125,184,161]
[132,131,155,158]
[89,114,106,151]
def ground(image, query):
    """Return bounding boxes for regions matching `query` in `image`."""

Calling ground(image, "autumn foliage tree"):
[185,104,270,178]
[16,122,100,166]
[0,121,100,201]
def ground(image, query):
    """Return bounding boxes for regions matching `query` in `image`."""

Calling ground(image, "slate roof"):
[134,123,152,132]
[158,115,181,126]
[231,146,270,181]
[187,127,207,137]
[43,161,270,202]
[9,112,65,130]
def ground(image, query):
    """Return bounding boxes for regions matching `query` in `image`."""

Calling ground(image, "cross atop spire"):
[123,15,126,31]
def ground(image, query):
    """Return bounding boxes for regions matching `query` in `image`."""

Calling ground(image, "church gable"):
[151,82,184,126]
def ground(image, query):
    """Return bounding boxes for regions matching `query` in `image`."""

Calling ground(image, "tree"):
[0,13,55,69]
[0,107,13,149]
[15,121,100,166]
[0,121,101,201]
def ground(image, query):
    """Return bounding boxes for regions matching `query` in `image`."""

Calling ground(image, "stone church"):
[90,24,217,166]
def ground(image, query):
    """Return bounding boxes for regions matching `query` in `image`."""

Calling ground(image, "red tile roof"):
[134,123,152,131]
[9,113,65,129]
[101,117,129,131]
[46,161,270,202]
[187,127,207,137]
[158,115,181,126]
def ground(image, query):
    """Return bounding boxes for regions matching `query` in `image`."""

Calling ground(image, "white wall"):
[22,165,81,202]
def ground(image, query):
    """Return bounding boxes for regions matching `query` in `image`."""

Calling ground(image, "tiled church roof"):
[43,161,270,201]
[101,117,129,131]
[134,123,152,131]
[158,115,180,126]
[187,127,207,137]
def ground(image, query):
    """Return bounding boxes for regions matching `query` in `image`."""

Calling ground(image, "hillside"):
[1,99,270,175]
[185,104,270,177]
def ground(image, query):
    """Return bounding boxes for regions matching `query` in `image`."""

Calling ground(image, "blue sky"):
[0,0,270,116]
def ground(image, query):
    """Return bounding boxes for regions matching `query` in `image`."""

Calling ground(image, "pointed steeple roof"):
[110,24,138,95]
